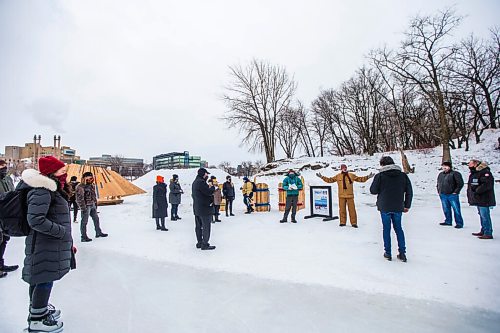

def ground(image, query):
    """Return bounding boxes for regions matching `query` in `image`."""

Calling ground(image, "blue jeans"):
[477,206,493,236]
[439,194,464,226]
[380,212,405,255]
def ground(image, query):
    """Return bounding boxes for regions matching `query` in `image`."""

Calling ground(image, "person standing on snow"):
[18,156,76,332]
[68,176,80,223]
[241,177,254,214]
[222,175,235,217]
[209,176,222,223]
[153,175,169,231]
[280,169,303,223]
[169,174,183,221]
[467,159,496,239]
[317,164,373,228]
[370,156,413,262]
[436,161,464,228]
[76,172,108,242]
[192,168,217,250]
[0,159,19,279]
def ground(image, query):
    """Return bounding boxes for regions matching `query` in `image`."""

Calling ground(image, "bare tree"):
[218,161,232,174]
[223,59,297,163]
[109,155,125,174]
[295,102,316,157]
[276,105,301,158]
[373,8,462,162]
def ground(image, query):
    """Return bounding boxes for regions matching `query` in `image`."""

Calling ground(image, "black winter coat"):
[437,170,464,195]
[222,181,235,199]
[168,180,182,205]
[18,169,73,285]
[152,182,168,218]
[192,175,215,216]
[370,165,413,212]
[467,162,496,207]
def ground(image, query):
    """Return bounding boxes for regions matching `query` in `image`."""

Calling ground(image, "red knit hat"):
[38,156,65,176]
[156,175,164,183]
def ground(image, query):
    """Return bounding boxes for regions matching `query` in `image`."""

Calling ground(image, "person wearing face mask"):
[0,160,18,279]
[168,174,183,221]
[67,176,80,223]
[76,172,108,242]
[222,175,235,217]
[436,161,464,228]
[153,176,169,231]
[191,168,217,250]
[280,169,303,223]
[17,156,76,332]
[467,159,496,239]
[317,164,374,228]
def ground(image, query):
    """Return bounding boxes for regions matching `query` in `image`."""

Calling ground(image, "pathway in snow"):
[1,240,499,333]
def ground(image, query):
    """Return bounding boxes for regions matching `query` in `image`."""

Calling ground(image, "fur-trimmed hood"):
[379,164,402,173]
[20,168,57,192]
[476,161,489,172]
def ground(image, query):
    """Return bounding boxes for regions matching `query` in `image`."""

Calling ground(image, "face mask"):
[57,173,67,188]
[86,178,94,184]
[469,167,476,172]
[0,168,7,179]
[442,167,451,172]
[203,174,209,180]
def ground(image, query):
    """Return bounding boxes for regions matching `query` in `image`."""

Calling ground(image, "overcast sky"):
[0,0,498,165]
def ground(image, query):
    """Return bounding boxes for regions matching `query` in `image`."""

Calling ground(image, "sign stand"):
[303,186,338,221]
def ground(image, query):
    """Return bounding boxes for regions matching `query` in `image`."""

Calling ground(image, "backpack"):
[251,182,257,192]
[0,189,55,237]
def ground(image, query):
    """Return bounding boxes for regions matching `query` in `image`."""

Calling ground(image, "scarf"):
[342,172,352,190]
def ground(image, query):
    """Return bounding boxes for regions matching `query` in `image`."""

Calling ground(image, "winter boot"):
[201,245,216,250]
[339,224,346,227]
[291,220,297,223]
[96,232,108,238]
[352,224,358,228]
[196,243,202,249]
[171,217,177,221]
[383,253,392,261]
[28,314,63,333]
[279,219,287,223]
[230,213,235,216]
[472,231,484,236]
[478,235,493,239]
[81,237,92,242]
[176,216,182,220]
[439,222,452,226]
[397,253,407,262]
[160,227,168,231]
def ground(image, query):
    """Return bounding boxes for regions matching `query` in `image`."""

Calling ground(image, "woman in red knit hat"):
[18,156,76,332]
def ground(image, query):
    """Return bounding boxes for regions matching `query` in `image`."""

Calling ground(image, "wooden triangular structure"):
[66,164,146,205]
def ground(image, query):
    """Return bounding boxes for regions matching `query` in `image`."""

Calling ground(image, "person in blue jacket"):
[280,169,303,223]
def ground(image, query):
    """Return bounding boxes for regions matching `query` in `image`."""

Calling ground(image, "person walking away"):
[437,161,464,228]
[467,159,496,239]
[280,169,303,223]
[153,176,169,231]
[0,160,18,279]
[67,176,80,223]
[370,156,413,262]
[169,174,183,221]
[209,176,222,222]
[222,175,235,217]
[241,177,254,214]
[76,172,108,242]
[192,168,217,250]
[17,156,76,332]
[317,164,373,228]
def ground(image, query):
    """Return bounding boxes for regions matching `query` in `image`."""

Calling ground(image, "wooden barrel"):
[278,176,306,211]
[255,183,270,212]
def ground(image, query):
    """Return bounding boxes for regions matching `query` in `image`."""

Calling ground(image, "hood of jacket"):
[379,164,403,177]
[476,161,489,172]
[19,168,57,192]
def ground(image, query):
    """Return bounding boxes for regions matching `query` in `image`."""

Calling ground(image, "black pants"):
[283,195,298,221]
[29,282,53,319]
[171,204,179,218]
[195,215,212,246]
[0,233,9,268]
[225,198,234,215]
[69,200,78,221]
[214,205,220,220]
[155,217,166,228]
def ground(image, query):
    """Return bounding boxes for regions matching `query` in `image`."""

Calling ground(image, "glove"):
[289,184,297,190]
[316,173,322,178]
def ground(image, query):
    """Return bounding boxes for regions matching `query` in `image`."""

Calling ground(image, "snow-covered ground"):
[1,130,500,332]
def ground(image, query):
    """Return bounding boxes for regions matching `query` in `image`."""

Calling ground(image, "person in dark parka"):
[467,159,496,239]
[169,174,183,221]
[0,159,18,279]
[370,156,413,262]
[18,156,75,332]
[68,175,80,223]
[153,175,168,231]
[192,168,217,250]
[436,161,464,228]
[222,175,235,217]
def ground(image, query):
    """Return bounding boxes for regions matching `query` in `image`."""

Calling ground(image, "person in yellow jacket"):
[240,177,254,214]
[317,164,374,228]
